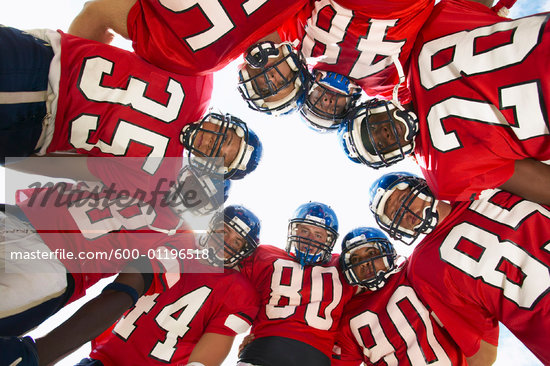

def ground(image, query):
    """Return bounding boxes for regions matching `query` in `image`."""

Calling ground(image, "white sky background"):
[1,0,548,365]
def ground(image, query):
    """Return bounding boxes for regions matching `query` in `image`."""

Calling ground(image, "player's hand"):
[238,333,255,355]
[0,336,39,366]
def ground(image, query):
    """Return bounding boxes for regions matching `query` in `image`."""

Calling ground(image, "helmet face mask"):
[238,42,309,116]
[339,100,418,169]
[370,173,438,245]
[199,205,260,268]
[285,202,339,266]
[300,71,361,132]
[165,165,230,217]
[181,113,262,180]
[340,227,397,290]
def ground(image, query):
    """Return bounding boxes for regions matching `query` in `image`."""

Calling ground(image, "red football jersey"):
[333,263,467,366]
[278,0,434,103]
[15,182,196,303]
[127,0,308,75]
[407,189,550,364]
[409,0,550,201]
[48,32,212,159]
[239,245,356,357]
[90,267,260,365]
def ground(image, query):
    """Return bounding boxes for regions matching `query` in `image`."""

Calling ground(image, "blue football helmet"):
[0,336,38,366]
[369,172,438,245]
[181,112,262,180]
[165,165,231,217]
[338,99,418,169]
[286,202,339,266]
[199,204,261,268]
[238,41,310,116]
[340,227,398,290]
[300,70,361,132]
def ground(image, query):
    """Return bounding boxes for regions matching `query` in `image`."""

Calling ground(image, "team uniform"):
[89,265,259,365]
[407,189,550,364]
[332,263,467,366]
[278,0,434,103]
[238,245,356,365]
[12,182,195,304]
[409,0,550,201]
[127,0,308,75]
[1,28,212,162]
[1,177,197,335]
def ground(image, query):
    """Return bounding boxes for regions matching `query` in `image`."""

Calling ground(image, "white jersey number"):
[301,0,405,79]
[440,194,550,309]
[418,16,546,89]
[427,83,548,153]
[419,16,548,152]
[349,286,451,366]
[71,56,185,173]
[67,187,157,240]
[114,286,212,362]
[159,0,269,51]
[265,259,343,330]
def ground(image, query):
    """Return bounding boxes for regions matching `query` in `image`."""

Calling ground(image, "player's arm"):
[498,158,550,205]
[187,332,235,366]
[33,263,150,366]
[465,340,497,366]
[68,0,135,43]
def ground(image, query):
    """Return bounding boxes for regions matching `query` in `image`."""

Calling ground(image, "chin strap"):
[391,54,406,111]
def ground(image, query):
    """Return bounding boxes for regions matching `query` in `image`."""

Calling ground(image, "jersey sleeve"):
[415,141,516,201]
[203,274,260,337]
[277,2,312,43]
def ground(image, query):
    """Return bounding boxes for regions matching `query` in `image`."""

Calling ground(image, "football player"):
[333,227,468,366]
[68,0,309,75]
[1,27,262,180]
[369,171,550,364]
[338,0,550,204]
[0,26,209,165]
[0,205,261,366]
[0,159,231,336]
[299,70,362,132]
[237,202,357,366]
[237,39,310,116]
[277,0,435,131]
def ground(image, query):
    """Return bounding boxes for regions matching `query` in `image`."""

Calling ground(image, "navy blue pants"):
[0,26,53,165]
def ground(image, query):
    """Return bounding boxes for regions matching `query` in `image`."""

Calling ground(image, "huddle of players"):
[1,0,549,364]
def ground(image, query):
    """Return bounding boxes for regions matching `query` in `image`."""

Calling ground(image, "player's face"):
[383,187,427,232]
[366,112,409,154]
[223,223,246,259]
[308,73,349,115]
[210,223,246,261]
[308,87,348,115]
[349,246,387,282]
[295,223,328,255]
[245,53,296,102]
[192,121,241,167]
